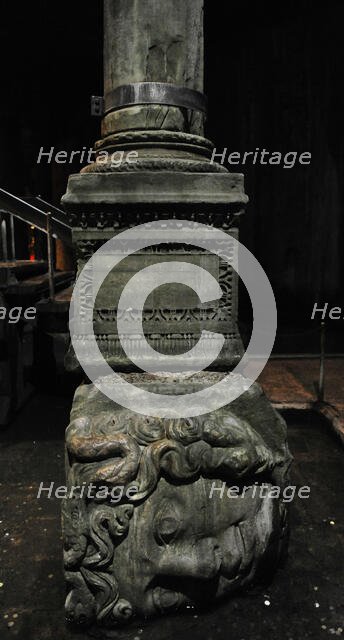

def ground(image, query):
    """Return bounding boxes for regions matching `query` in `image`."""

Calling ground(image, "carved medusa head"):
[63,378,291,628]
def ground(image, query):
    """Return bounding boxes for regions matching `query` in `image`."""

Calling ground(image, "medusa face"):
[112,476,282,616]
[63,377,291,627]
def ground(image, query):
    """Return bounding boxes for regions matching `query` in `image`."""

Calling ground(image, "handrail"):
[27,195,67,222]
[0,188,72,246]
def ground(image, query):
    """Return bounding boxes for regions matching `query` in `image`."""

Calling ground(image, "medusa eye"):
[155,516,180,545]
[154,503,182,545]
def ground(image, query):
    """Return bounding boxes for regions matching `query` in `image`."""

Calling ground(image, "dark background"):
[0,0,343,350]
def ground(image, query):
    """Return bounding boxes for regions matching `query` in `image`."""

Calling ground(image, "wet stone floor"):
[0,394,343,640]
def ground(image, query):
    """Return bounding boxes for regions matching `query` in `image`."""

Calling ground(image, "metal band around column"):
[104,82,207,115]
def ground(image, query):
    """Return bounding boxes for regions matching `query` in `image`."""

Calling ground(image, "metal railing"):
[0,188,73,301]
[0,188,72,249]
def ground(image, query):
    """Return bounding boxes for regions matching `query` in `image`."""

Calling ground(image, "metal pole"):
[318,321,325,401]
[1,216,8,262]
[46,212,55,301]
[9,214,15,261]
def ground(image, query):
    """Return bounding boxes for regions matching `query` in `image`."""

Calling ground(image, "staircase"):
[0,190,73,424]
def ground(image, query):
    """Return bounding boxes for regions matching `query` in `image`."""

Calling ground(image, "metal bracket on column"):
[91,96,105,116]
[91,83,207,117]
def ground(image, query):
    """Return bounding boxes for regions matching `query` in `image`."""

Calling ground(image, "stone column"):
[63,1,245,374]
[103,0,204,137]
[61,0,291,631]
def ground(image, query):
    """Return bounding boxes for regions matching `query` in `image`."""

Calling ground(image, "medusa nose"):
[156,536,222,580]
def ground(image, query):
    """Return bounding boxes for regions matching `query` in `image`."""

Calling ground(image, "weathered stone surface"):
[63,373,291,627]
[104,0,203,91]
[101,105,205,138]
[62,172,247,207]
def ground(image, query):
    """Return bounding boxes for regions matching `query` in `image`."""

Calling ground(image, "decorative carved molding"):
[94,129,214,149]
[81,158,227,174]
[70,212,243,233]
